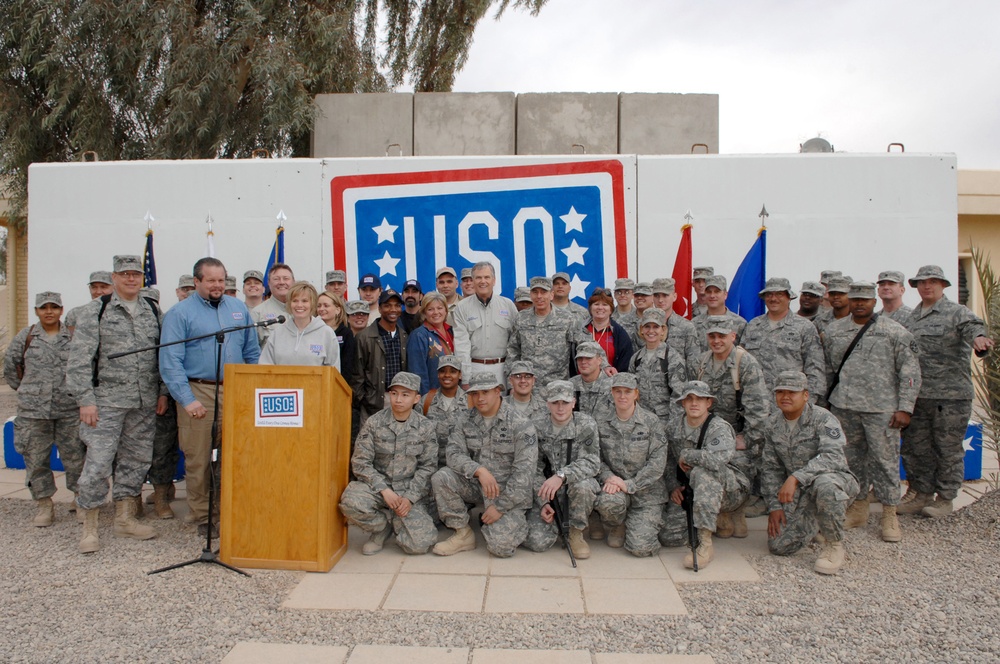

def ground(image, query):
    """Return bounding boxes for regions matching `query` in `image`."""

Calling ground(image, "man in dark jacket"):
[351,289,408,425]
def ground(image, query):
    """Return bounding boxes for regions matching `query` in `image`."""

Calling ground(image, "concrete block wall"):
[311,92,718,158]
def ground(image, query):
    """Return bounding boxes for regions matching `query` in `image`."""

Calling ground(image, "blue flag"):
[142,230,157,287]
[726,228,766,319]
[263,226,285,294]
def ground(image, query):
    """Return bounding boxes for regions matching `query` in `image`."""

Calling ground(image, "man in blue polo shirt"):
[159,257,259,534]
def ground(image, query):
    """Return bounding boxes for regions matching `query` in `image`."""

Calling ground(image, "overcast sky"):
[451,0,1000,170]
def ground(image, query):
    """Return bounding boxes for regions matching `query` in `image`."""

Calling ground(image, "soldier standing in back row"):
[876,270,913,323]
[505,276,582,386]
[65,271,113,331]
[4,292,86,528]
[823,282,921,542]
[899,265,993,517]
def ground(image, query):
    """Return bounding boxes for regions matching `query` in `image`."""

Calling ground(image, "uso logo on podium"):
[331,160,628,303]
[255,389,304,428]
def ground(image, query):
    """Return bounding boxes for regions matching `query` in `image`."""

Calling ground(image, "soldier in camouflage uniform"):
[340,372,439,555]
[819,270,843,309]
[691,275,747,352]
[594,372,668,557]
[612,278,636,321]
[523,380,601,559]
[627,308,685,427]
[761,371,859,575]
[506,276,582,386]
[823,282,921,541]
[4,292,86,527]
[650,277,699,376]
[569,342,614,420]
[741,277,826,400]
[692,316,770,537]
[796,281,825,322]
[551,272,589,321]
[422,355,468,470]
[813,276,853,339]
[876,271,913,323]
[431,371,538,557]
[690,267,714,318]
[513,286,533,312]
[622,282,654,349]
[65,271,113,331]
[900,265,993,517]
[67,256,168,553]
[661,381,750,569]
[504,360,549,424]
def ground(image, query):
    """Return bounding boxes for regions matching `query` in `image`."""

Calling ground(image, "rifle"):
[542,456,577,568]
[675,412,715,572]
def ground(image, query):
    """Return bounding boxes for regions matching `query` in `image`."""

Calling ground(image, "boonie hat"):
[35,291,62,307]
[675,380,714,402]
[758,277,797,299]
[773,370,809,392]
[326,270,347,284]
[546,380,576,403]
[908,265,951,288]
[389,371,421,392]
[88,271,112,285]
[468,371,503,391]
[113,255,143,273]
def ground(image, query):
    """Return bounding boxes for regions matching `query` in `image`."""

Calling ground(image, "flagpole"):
[206,213,216,258]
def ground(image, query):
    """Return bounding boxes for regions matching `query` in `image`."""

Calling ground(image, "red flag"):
[672,224,693,319]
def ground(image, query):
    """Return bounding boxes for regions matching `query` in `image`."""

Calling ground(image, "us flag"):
[142,229,157,287]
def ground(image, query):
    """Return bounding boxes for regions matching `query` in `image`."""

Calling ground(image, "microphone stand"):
[109,315,284,576]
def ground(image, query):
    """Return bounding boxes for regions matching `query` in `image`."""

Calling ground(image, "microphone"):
[256,315,286,328]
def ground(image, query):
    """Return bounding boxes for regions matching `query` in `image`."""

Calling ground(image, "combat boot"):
[152,484,175,520]
[607,523,626,548]
[880,504,902,542]
[896,489,933,514]
[715,511,734,538]
[113,499,156,540]
[568,527,591,559]
[588,512,605,540]
[362,523,392,555]
[731,506,748,538]
[921,497,953,518]
[684,528,715,569]
[844,497,869,529]
[814,541,845,575]
[33,497,54,527]
[79,508,100,554]
[743,495,767,518]
[432,526,475,556]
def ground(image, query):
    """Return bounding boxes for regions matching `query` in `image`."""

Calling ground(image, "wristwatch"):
[556,470,566,480]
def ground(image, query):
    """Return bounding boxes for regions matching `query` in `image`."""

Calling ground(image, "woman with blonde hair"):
[406,292,455,393]
[318,290,355,378]
[260,281,340,369]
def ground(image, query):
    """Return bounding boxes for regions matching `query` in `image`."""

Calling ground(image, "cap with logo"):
[326,270,347,284]
[847,281,877,299]
[358,273,382,290]
[675,380,714,402]
[468,371,503,391]
[529,276,553,291]
[877,270,905,284]
[403,279,422,292]
[243,269,264,284]
[705,315,734,335]
[379,289,403,305]
[437,355,462,372]
[113,255,143,273]
[546,380,576,403]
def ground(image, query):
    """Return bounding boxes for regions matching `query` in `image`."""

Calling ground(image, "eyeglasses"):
[591,288,612,297]
[511,373,534,380]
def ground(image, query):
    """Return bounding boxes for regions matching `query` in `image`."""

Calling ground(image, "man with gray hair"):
[452,261,516,387]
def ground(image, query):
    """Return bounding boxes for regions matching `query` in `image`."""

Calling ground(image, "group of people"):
[5,256,991,576]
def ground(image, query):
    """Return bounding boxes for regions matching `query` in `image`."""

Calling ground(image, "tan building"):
[958,170,1000,318]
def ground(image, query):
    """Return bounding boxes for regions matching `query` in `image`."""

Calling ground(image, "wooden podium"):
[219,364,351,572]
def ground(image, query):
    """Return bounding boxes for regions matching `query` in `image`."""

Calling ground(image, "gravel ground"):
[1,489,997,664]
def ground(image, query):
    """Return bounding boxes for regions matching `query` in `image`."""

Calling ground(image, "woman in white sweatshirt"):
[259,282,341,370]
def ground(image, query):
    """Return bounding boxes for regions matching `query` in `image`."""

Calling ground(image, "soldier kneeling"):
[339,372,438,555]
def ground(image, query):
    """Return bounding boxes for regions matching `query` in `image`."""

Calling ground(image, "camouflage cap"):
[705,315,735,335]
[610,372,638,389]
[35,291,62,307]
[388,371,421,393]
[651,277,676,294]
[692,266,715,279]
[224,275,237,290]
[773,370,809,392]
[877,270,905,284]
[847,281,877,299]
[345,300,370,316]
[507,360,535,376]
[908,265,952,288]
[467,371,503,391]
[641,307,667,327]
[758,277,797,299]
[113,255,143,273]
[177,274,195,289]
[436,266,457,279]
[675,380,714,402]
[513,287,532,303]
[633,282,654,296]
[140,287,160,302]
[529,276,553,291]
[614,278,636,291]
[460,268,473,280]
[88,271,112,285]
[545,380,576,403]
[437,355,462,372]
[326,269,347,284]
[800,281,825,297]
[243,269,264,283]
[575,341,605,359]
[704,274,728,291]
[552,271,571,284]
[819,270,843,284]
[826,276,853,294]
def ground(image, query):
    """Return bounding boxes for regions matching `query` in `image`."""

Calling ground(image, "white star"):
[561,239,589,266]
[373,250,400,277]
[372,217,398,244]
[569,274,591,301]
[962,435,974,453]
[560,206,586,233]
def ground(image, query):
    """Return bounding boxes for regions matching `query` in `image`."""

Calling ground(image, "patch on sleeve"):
[825,426,841,439]
[910,340,919,353]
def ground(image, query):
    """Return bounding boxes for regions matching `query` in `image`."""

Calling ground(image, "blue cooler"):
[900,421,983,481]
